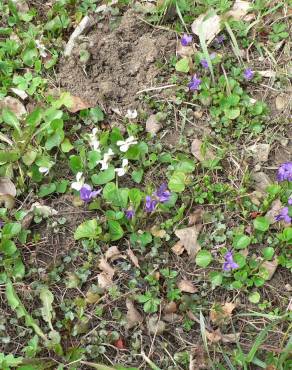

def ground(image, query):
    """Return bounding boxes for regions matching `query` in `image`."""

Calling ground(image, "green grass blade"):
[224,21,243,65]
[197,22,215,84]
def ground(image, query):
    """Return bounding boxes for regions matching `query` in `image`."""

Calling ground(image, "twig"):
[136,84,176,95]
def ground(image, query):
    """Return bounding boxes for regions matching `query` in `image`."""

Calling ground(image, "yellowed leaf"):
[126,299,143,329]
[86,290,100,304]
[177,279,197,293]
[175,225,202,258]
[150,226,166,238]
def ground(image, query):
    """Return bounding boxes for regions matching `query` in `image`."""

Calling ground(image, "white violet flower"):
[88,127,100,151]
[71,172,85,191]
[117,136,138,152]
[39,167,50,176]
[35,39,48,58]
[98,148,115,170]
[125,109,137,119]
[115,159,129,177]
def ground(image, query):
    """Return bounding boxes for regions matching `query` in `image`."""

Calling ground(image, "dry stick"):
[136,84,177,95]
[64,15,96,57]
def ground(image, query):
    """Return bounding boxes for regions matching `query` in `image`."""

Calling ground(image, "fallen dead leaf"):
[177,279,197,293]
[177,42,197,58]
[265,199,282,224]
[146,114,162,135]
[150,225,166,238]
[10,88,28,100]
[251,171,272,192]
[162,313,182,323]
[188,208,204,226]
[12,0,29,13]
[163,301,177,314]
[262,258,278,280]
[0,177,16,197]
[285,284,292,292]
[30,202,58,217]
[105,246,124,261]
[171,241,185,256]
[221,332,241,343]
[126,248,140,268]
[246,143,270,162]
[126,299,143,329]
[191,139,215,162]
[257,70,276,78]
[175,225,202,258]
[190,345,209,370]
[67,95,94,113]
[98,257,115,278]
[191,11,221,44]
[0,96,26,119]
[97,272,113,289]
[147,316,166,335]
[210,302,236,325]
[206,329,222,343]
[227,0,251,21]
[85,289,100,304]
[275,94,290,111]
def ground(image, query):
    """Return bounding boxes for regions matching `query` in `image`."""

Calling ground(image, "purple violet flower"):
[223,251,239,272]
[145,195,158,213]
[288,198,292,206]
[277,162,292,182]
[200,53,216,69]
[80,184,101,203]
[243,68,254,81]
[275,207,291,224]
[215,34,225,44]
[188,75,202,91]
[181,34,193,46]
[125,208,135,220]
[0,220,4,229]
[153,183,171,203]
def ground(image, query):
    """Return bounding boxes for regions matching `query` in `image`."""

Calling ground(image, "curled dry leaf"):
[0,177,17,209]
[126,299,143,329]
[265,199,282,224]
[67,95,94,113]
[206,328,222,343]
[30,202,58,217]
[163,301,177,314]
[105,245,124,261]
[262,258,278,280]
[171,241,185,256]
[98,272,113,289]
[11,0,29,13]
[257,70,276,78]
[126,248,140,268]
[150,225,166,238]
[188,208,204,226]
[85,289,100,304]
[98,257,115,278]
[147,316,166,335]
[177,279,197,293]
[210,302,236,325]
[226,0,251,21]
[191,139,215,162]
[162,313,182,323]
[146,114,162,135]
[191,11,221,44]
[175,225,202,258]
[177,42,197,58]
[0,96,26,119]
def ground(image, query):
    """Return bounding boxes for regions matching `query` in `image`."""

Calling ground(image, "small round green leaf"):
[254,216,270,232]
[195,250,212,268]
[248,291,260,304]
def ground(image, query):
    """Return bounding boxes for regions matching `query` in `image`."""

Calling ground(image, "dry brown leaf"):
[126,248,140,268]
[163,301,177,314]
[246,143,270,162]
[126,299,143,329]
[265,199,282,224]
[162,313,182,323]
[97,272,113,289]
[191,11,221,44]
[275,94,290,111]
[221,332,241,343]
[227,0,251,20]
[177,279,197,293]
[171,241,185,255]
[105,246,125,261]
[175,225,202,258]
[67,95,94,113]
[147,316,166,334]
[146,114,162,135]
[206,329,222,343]
[262,258,278,280]
[11,0,29,13]
[191,139,215,162]
[98,257,115,278]
[257,70,276,78]
[188,208,204,226]
[177,43,197,57]
[85,289,100,304]
[210,302,236,325]
[150,226,166,238]
[0,177,16,197]
[0,96,26,119]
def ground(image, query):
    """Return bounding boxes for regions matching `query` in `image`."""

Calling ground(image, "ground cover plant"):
[0,0,291,369]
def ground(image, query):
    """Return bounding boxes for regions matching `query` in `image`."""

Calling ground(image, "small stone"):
[147,316,166,335]
[146,114,162,135]
[247,143,270,162]
[251,171,272,192]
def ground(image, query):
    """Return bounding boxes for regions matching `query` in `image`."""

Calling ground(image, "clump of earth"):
[58,10,175,114]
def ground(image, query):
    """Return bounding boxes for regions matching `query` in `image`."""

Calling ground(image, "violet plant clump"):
[223,251,239,272]
[200,53,216,69]
[124,208,135,220]
[80,184,101,203]
[188,75,201,91]
[145,183,171,213]
[276,162,292,182]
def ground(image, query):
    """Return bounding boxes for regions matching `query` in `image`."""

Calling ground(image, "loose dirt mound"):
[58,10,175,113]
